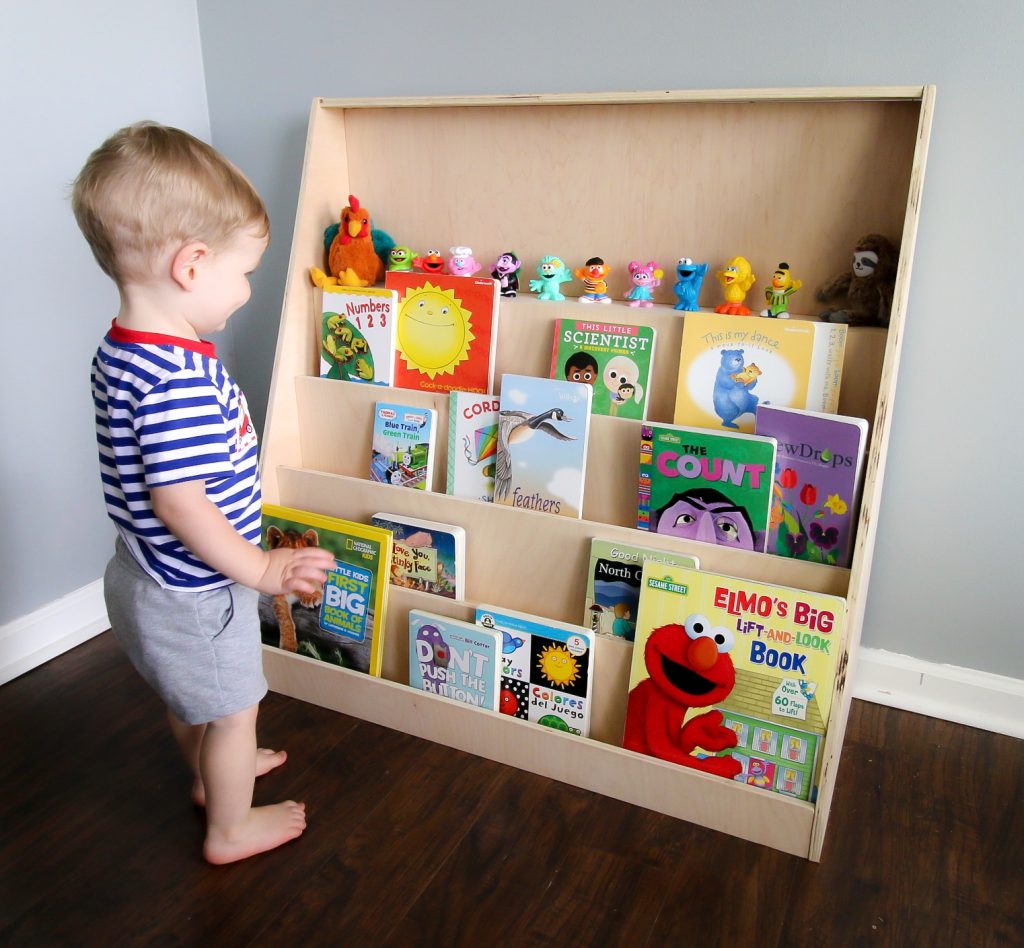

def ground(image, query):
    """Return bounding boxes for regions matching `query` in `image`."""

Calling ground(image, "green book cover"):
[637,423,777,553]
[548,318,656,419]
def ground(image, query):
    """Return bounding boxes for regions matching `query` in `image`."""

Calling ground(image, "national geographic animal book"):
[583,539,700,642]
[409,610,502,711]
[623,561,845,800]
[548,318,657,420]
[385,271,500,395]
[475,604,594,738]
[672,313,846,433]
[493,374,593,519]
[446,390,499,502]
[637,422,776,553]
[370,402,438,490]
[258,504,392,676]
[317,286,398,385]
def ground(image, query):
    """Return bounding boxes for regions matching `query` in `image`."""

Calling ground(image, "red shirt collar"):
[107,320,217,358]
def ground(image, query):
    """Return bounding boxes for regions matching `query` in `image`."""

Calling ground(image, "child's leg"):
[199,703,306,865]
[167,709,287,806]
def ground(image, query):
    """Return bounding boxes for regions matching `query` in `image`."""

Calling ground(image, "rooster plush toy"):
[310,194,394,289]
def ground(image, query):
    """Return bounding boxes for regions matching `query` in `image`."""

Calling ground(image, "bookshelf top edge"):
[317,86,929,111]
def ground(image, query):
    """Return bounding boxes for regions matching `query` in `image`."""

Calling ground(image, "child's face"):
[191,227,268,334]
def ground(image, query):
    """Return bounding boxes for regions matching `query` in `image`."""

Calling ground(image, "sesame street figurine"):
[529,255,573,301]
[310,194,394,289]
[490,251,522,298]
[575,257,612,303]
[714,256,757,315]
[387,246,415,272]
[760,262,803,318]
[447,246,481,277]
[412,249,446,274]
[673,258,709,312]
[625,261,664,307]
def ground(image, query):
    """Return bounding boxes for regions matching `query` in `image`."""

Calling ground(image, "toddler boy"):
[73,122,335,864]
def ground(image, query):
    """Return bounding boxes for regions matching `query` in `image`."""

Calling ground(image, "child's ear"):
[170,241,210,290]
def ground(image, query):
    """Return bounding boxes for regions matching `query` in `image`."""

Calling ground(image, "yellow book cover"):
[623,561,845,800]
[672,313,847,433]
[258,504,393,676]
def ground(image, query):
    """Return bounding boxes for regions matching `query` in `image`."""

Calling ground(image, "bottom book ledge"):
[261,585,818,859]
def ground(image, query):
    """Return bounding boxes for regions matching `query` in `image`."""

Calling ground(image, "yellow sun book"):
[624,561,845,801]
[258,504,392,676]
[673,313,847,433]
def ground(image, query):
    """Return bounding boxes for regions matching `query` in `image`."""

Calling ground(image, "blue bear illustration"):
[713,349,759,429]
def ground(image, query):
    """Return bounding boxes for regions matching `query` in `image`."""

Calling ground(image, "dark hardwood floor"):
[1,632,1020,947]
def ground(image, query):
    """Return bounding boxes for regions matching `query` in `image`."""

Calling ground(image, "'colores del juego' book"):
[409,610,502,711]
[637,422,776,553]
[624,561,845,801]
[673,313,847,433]
[549,318,656,420]
[370,401,437,490]
[317,286,397,385]
[493,374,593,519]
[754,405,869,568]
[258,504,392,676]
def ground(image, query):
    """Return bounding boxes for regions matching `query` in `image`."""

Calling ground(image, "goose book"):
[370,512,466,599]
[409,610,502,711]
[317,286,398,385]
[493,374,593,519]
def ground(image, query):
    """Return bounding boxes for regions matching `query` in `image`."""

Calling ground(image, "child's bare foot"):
[203,801,307,865]
[191,748,287,806]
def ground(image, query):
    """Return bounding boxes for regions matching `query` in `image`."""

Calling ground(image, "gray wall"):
[196,0,1023,679]
[0,1,213,624]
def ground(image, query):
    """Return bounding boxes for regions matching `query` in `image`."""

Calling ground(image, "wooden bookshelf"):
[260,88,934,860]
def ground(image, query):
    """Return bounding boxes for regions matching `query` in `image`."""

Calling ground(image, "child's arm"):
[151,480,334,595]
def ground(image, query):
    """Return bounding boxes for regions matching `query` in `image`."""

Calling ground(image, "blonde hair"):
[72,121,269,287]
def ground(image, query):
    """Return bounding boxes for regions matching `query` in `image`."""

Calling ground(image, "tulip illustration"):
[799,483,817,505]
[779,468,798,489]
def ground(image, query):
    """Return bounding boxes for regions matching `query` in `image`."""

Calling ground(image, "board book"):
[317,286,398,385]
[384,271,500,395]
[623,561,845,801]
[370,401,437,490]
[548,318,656,420]
[494,374,593,519]
[754,405,869,568]
[258,504,392,676]
[409,610,502,710]
[637,422,776,553]
[447,390,499,502]
[672,313,847,433]
[584,539,701,642]
[475,605,594,738]
[370,512,466,599]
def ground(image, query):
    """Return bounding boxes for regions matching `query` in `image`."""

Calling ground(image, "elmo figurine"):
[623,616,742,778]
[310,194,393,289]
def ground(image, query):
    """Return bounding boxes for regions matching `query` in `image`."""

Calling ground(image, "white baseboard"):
[0,579,109,686]
[852,647,1024,739]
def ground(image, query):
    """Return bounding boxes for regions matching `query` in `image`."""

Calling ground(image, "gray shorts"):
[103,538,268,725]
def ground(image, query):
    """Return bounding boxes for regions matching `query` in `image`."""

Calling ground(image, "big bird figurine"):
[714,256,757,315]
[310,194,394,289]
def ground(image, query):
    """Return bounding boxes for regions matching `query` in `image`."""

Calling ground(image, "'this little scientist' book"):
[258,504,392,676]
[385,271,500,395]
[317,287,397,385]
[637,422,777,553]
[673,313,847,433]
[409,610,502,710]
[624,561,845,800]
[754,405,869,568]
[584,539,700,642]
[370,401,437,490]
[548,319,657,420]
[371,512,466,600]
[494,374,593,519]
[475,605,594,738]
[447,391,499,502]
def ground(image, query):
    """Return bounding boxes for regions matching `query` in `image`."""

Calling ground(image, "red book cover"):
[384,271,500,395]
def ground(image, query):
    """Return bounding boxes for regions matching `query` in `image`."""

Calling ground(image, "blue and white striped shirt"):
[92,322,262,590]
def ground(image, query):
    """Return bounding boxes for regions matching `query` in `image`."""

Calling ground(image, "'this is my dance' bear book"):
[673,313,847,433]
[624,561,845,801]
[409,610,502,710]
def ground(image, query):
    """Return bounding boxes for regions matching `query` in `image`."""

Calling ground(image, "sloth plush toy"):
[816,234,899,328]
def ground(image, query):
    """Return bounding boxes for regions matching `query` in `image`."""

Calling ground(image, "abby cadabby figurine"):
[447,246,481,277]
[625,261,664,307]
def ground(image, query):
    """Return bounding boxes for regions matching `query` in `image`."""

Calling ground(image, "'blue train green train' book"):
[370,401,437,490]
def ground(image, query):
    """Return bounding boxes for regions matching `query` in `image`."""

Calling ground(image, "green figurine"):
[388,246,415,272]
[760,262,803,319]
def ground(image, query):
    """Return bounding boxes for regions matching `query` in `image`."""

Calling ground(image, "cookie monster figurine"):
[673,258,709,312]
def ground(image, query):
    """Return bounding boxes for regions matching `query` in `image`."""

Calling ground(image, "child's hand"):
[257,547,336,597]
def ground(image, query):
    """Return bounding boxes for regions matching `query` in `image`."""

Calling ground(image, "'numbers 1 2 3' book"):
[317,286,398,385]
